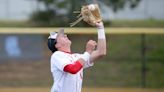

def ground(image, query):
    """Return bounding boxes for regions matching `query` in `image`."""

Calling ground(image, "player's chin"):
[69,41,72,45]
[66,40,71,45]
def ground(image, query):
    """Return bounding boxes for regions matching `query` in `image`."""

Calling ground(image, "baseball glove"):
[70,4,102,27]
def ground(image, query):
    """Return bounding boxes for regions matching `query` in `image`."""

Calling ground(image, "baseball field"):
[0,28,164,91]
[0,87,163,92]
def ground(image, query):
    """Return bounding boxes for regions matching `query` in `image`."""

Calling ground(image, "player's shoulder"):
[72,52,82,57]
[52,51,81,57]
[51,51,66,57]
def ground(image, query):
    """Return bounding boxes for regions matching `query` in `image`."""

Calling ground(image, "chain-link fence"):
[0,29,163,88]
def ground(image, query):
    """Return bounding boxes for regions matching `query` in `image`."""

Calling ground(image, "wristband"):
[81,52,90,62]
[97,27,105,39]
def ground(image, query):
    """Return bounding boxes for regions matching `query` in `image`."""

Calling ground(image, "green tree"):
[30,0,140,27]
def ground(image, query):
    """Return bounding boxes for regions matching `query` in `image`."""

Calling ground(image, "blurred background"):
[0,0,164,92]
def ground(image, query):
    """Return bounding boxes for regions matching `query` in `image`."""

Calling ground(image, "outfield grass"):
[0,21,30,27]
[0,87,163,92]
[110,19,164,27]
[0,19,164,27]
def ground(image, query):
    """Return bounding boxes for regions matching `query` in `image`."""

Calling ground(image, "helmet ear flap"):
[47,39,57,53]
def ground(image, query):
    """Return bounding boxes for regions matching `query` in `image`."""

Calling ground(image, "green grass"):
[0,87,163,92]
[1,19,164,27]
[109,19,164,27]
[0,20,31,27]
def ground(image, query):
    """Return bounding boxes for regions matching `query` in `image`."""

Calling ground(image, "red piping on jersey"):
[64,61,83,74]
[61,50,72,54]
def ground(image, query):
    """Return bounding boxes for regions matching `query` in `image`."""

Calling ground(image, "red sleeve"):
[63,61,83,74]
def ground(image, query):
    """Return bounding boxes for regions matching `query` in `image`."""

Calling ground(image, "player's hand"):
[86,40,97,54]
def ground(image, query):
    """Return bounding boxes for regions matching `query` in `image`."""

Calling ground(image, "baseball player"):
[47,22,106,92]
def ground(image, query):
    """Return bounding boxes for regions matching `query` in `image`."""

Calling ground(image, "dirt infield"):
[0,87,163,92]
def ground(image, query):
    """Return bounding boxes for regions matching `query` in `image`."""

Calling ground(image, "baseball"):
[88,4,96,11]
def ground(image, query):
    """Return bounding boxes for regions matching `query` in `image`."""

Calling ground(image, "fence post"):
[141,34,146,88]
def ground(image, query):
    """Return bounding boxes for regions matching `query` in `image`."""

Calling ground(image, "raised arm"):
[90,22,106,63]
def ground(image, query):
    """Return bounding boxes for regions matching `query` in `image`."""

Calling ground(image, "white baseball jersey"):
[50,51,93,92]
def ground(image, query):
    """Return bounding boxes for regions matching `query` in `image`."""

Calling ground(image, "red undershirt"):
[64,61,83,74]
[61,51,83,74]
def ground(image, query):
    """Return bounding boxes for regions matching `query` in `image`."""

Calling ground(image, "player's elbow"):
[97,46,106,57]
[99,50,106,57]
[64,61,83,74]
[64,66,79,74]
[101,52,106,56]
[96,52,106,59]
[99,52,106,58]
[70,68,79,74]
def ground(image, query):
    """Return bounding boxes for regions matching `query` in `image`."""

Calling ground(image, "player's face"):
[56,33,71,47]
